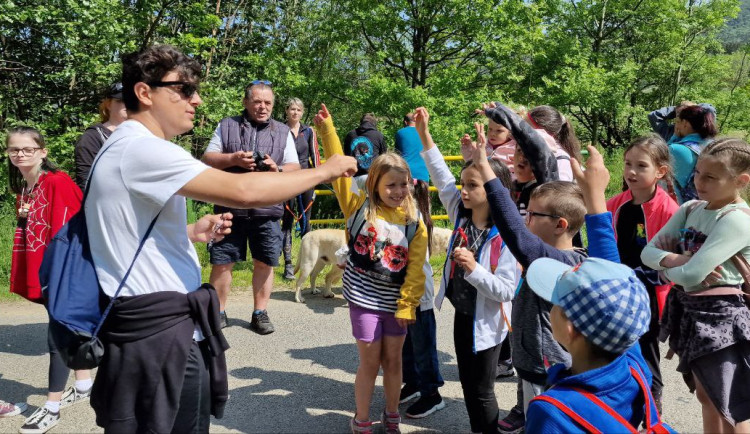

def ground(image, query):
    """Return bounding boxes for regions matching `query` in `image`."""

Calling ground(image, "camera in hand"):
[253,151,271,172]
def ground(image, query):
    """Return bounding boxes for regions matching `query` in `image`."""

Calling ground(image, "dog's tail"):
[294,233,309,275]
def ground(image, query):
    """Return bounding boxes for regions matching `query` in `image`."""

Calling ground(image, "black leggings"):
[282,189,315,265]
[638,282,663,396]
[48,326,71,393]
[454,312,501,434]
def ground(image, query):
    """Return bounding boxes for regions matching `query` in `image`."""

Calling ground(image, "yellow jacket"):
[316,116,427,320]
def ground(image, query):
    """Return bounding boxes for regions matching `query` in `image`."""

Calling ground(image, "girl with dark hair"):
[74,83,127,189]
[606,134,679,412]
[527,105,582,181]
[416,107,519,434]
[668,105,718,204]
[6,127,92,434]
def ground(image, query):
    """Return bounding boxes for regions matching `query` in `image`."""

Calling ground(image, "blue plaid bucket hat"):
[526,257,650,354]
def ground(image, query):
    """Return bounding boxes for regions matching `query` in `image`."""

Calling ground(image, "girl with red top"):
[605,134,679,412]
[6,127,91,434]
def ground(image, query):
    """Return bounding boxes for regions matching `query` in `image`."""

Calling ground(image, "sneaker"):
[349,418,374,434]
[380,410,401,434]
[399,384,420,404]
[497,405,525,434]
[283,264,295,281]
[59,385,91,409]
[219,311,228,329]
[19,407,59,434]
[250,310,275,335]
[496,359,516,379]
[405,392,446,418]
[0,401,27,417]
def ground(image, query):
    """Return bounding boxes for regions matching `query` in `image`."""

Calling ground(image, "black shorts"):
[209,217,282,266]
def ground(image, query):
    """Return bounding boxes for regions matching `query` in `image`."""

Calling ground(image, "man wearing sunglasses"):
[201,80,301,335]
[84,45,356,434]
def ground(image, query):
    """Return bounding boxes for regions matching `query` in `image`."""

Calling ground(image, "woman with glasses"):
[74,82,128,189]
[6,127,92,434]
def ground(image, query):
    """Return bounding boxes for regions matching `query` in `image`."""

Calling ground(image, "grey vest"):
[215,113,290,219]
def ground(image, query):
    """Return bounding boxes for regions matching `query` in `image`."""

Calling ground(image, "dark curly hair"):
[121,45,201,113]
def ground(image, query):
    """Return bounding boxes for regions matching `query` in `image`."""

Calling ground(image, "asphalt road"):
[0,288,703,433]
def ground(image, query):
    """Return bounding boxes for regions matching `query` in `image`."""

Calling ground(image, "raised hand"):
[414,107,430,137]
[313,103,331,127]
[571,145,610,214]
[474,101,497,116]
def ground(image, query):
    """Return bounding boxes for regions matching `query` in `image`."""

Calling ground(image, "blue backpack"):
[40,139,159,370]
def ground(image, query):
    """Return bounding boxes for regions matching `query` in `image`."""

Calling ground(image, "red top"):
[10,171,82,302]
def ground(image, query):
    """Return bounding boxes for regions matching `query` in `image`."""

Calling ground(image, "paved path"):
[0,288,702,433]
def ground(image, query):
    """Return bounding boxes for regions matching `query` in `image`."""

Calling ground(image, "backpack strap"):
[348,198,370,244]
[530,395,603,434]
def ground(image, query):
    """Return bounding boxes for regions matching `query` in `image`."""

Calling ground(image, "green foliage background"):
[1,0,749,296]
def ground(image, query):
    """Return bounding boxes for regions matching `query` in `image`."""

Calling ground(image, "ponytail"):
[414,180,433,256]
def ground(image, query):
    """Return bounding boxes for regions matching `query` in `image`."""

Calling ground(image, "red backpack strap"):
[569,387,638,434]
[530,395,603,434]
[490,235,503,273]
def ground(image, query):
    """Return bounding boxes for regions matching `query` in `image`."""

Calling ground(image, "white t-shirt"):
[204,122,299,165]
[86,120,209,297]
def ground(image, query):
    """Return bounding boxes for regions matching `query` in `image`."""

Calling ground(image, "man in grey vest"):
[202,81,300,334]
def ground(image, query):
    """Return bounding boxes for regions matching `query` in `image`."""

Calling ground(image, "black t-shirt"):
[616,201,648,269]
[445,221,490,316]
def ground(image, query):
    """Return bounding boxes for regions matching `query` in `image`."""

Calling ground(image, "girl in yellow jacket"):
[314,104,428,434]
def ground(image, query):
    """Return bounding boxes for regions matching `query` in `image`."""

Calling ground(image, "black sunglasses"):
[147,81,199,99]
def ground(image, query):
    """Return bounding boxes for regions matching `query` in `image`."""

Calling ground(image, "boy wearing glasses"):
[468,125,620,427]
[85,45,356,433]
[202,81,301,333]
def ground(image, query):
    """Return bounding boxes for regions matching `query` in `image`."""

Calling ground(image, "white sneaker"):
[59,386,90,409]
[19,407,59,434]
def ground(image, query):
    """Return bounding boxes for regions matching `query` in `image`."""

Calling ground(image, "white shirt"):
[204,122,299,165]
[86,120,209,297]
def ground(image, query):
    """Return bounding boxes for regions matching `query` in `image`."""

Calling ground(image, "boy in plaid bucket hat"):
[524,257,675,433]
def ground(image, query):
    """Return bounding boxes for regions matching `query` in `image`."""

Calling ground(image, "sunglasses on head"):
[147,81,199,99]
[251,79,272,86]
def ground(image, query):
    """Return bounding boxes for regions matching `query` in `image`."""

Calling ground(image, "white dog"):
[293,226,453,303]
[294,229,347,303]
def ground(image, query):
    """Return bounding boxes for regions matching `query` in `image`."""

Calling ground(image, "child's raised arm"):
[484,103,559,183]
[414,107,462,225]
[466,125,569,268]
[313,103,365,218]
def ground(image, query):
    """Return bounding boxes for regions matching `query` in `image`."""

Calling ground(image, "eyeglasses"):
[525,210,561,224]
[147,81,199,99]
[6,147,41,157]
[251,80,272,86]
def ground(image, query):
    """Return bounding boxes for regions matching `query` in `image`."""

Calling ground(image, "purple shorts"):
[349,303,407,343]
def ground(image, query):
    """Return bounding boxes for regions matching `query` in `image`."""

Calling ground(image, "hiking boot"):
[59,385,91,409]
[399,384,420,404]
[0,401,27,417]
[380,410,401,434]
[219,311,228,329]
[405,392,445,419]
[250,310,275,335]
[350,418,374,433]
[497,405,525,434]
[19,407,59,434]
[283,264,295,281]
[496,359,516,379]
